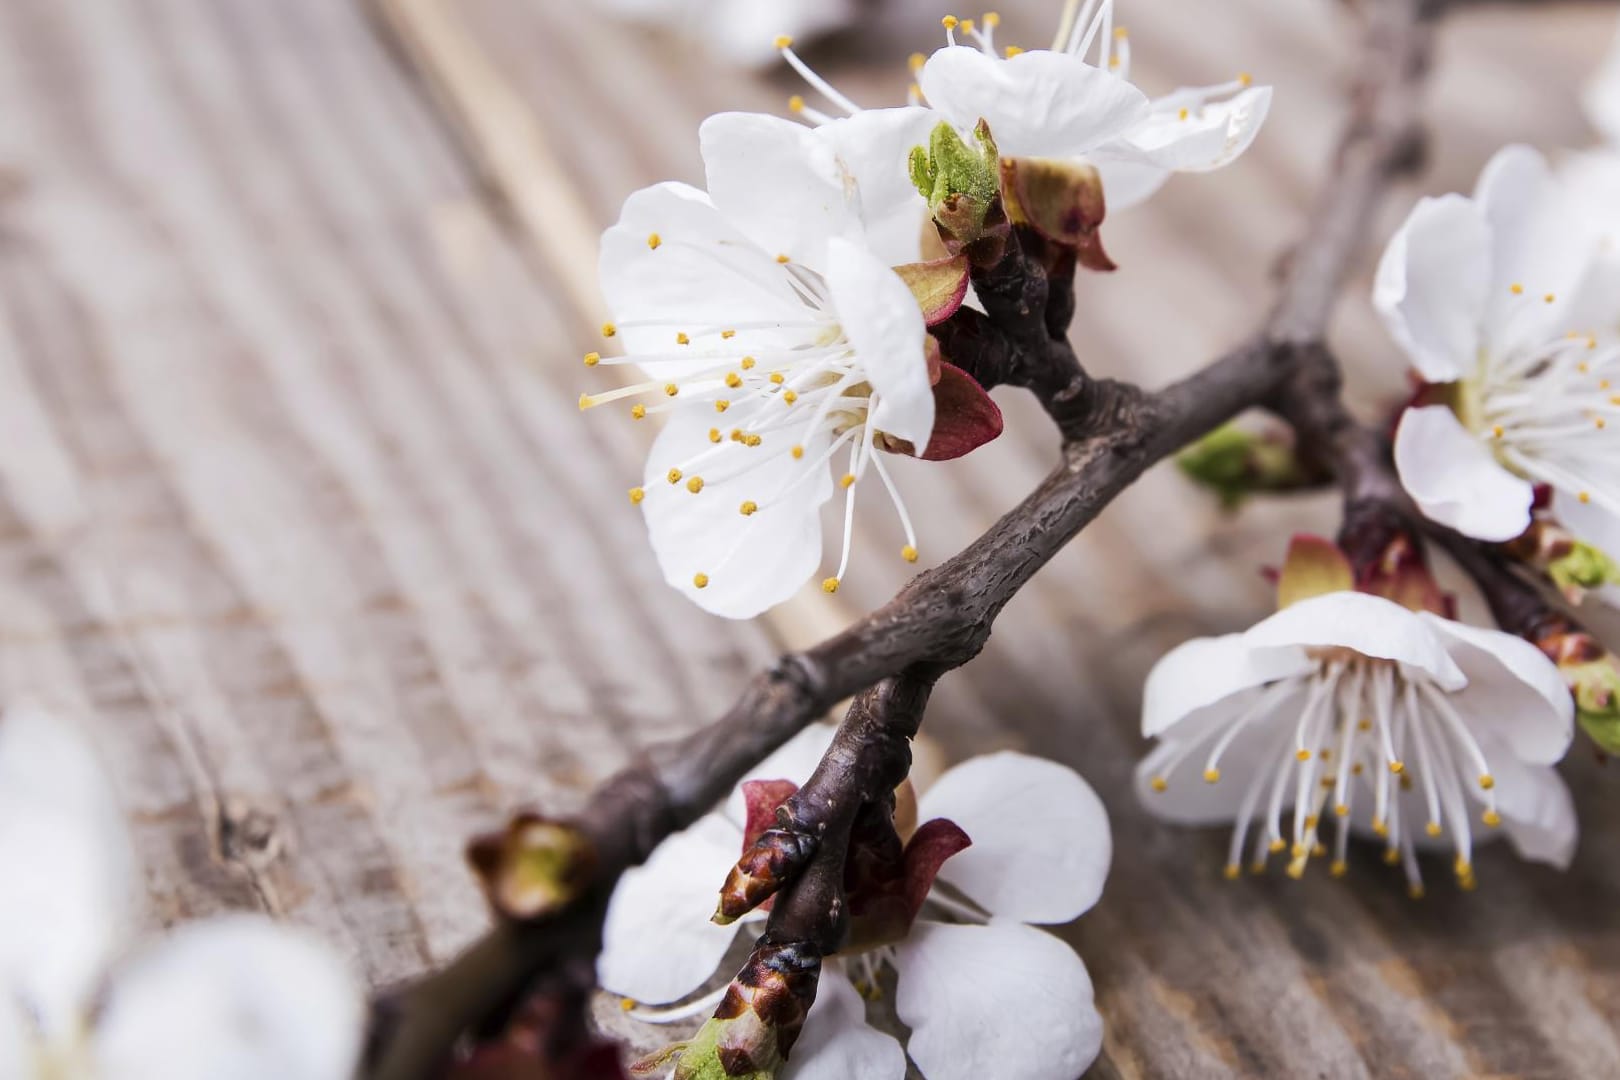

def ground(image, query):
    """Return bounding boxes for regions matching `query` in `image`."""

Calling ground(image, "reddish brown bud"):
[998,156,1112,271]
[466,814,594,922]
[659,941,821,1080]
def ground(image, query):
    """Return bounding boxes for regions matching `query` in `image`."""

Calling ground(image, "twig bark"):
[362,0,1449,1075]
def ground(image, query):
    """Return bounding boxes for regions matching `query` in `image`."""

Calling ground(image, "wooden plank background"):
[1,0,1616,1075]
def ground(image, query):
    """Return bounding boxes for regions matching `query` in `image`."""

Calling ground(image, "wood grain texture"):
[2,0,1617,1075]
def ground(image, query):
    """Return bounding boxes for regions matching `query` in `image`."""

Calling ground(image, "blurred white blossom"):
[0,705,363,1080]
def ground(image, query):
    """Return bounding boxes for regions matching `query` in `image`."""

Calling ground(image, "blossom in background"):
[1563,22,1620,331]
[598,725,1111,1080]
[911,2,1271,210]
[594,0,858,69]
[1137,536,1577,896]
[0,704,363,1080]
[1377,145,1620,565]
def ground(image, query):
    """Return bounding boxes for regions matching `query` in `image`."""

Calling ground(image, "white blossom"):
[1377,145,1620,554]
[0,705,363,1080]
[1137,576,1576,896]
[598,725,1111,1080]
[589,109,939,619]
[594,0,858,68]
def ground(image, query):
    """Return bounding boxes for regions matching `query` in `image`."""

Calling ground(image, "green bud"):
[1176,423,1310,509]
[1547,541,1620,599]
[909,120,999,210]
[1569,656,1620,755]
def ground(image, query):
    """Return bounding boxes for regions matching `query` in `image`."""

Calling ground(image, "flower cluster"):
[0,705,363,1079]
[583,0,1271,618]
[598,724,1112,1080]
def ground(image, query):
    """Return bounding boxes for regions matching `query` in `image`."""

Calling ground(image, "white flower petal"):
[1102,86,1272,173]
[641,407,833,620]
[701,112,858,273]
[817,107,938,266]
[1589,23,1620,144]
[1141,632,1312,738]
[1091,157,1170,212]
[0,999,22,1077]
[1372,194,1490,384]
[1473,145,1598,355]
[917,46,1149,159]
[894,920,1101,1080]
[1469,737,1578,869]
[1553,485,1620,563]
[92,916,362,1080]
[0,705,134,1039]
[782,962,906,1080]
[598,181,812,364]
[1244,590,1469,689]
[1418,613,1575,765]
[1393,405,1535,542]
[598,812,744,1004]
[917,752,1110,924]
[823,238,934,452]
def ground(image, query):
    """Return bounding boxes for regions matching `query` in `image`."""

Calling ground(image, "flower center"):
[1148,654,1503,896]
[1470,302,1620,522]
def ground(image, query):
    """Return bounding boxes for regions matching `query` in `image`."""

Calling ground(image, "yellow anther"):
[1237,71,1253,86]
[908,52,926,72]
[631,404,647,420]
[788,94,805,113]
[583,351,601,367]
[1453,856,1471,877]
[664,383,679,397]
[1357,718,1372,732]
[1178,107,1190,120]
[1478,773,1495,790]
[1491,424,1504,438]
[1544,293,1556,304]
[628,487,645,504]
[1372,817,1389,838]
[620,997,637,1011]
[960,19,975,34]
[715,399,730,413]
[783,389,799,404]
[1223,863,1241,880]
[1285,859,1306,881]
[743,434,762,447]
[1352,763,1364,776]
[1312,843,1327,858]
[1319,749,1331,760]
[1407,883,1425,900]
[1389,760,1405,775]
[901,544,919,563]
[1113,25,1128,38]
[1295,748,1312,762]
[675,332,690,345]
[941,15,959,30]
[647,232,662,250]
[1510,283,1524,295]
[1268,838,1287,854]
[1330,860,1348,878]
[577,392,591,410]
[709,428,722,444]
[1304,815,1319,830]
[730,429,744,441]
[775,253,790,264]
[774,35,793,48]
[1250,860,1268,875]
[822,577,840,593]
[1108,56,1120,68]
[840,473,857,489]
[666,468,683,484]
[1004,45,1024,57]
[769,372,786,384]
[1580,491,1592,504]
[721,329,737,339]
[1424,821,1442,837]
[740,357,757,370]
[1203,767,1221,784]
[601,321,617,337]
[1482,809,1502,828]
[1458,873,1477,893]
[686,476,704,494]
[725,372,743,388]
[1321,777,1336,789]
[739,500,758,516]
[791,445,805,459]
[1580,361,1593,373]
[983,11,1000,27]
[1334,803,1349,817]
[1383,847,1400,865]
[693,572,710,589]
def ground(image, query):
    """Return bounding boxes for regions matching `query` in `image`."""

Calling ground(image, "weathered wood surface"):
[1,0,1616,1075]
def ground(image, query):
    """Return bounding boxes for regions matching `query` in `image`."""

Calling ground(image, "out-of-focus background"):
[1,0,1617,1075]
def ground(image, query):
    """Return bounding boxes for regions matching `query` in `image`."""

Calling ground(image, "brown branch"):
[362,0,1448,1075]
